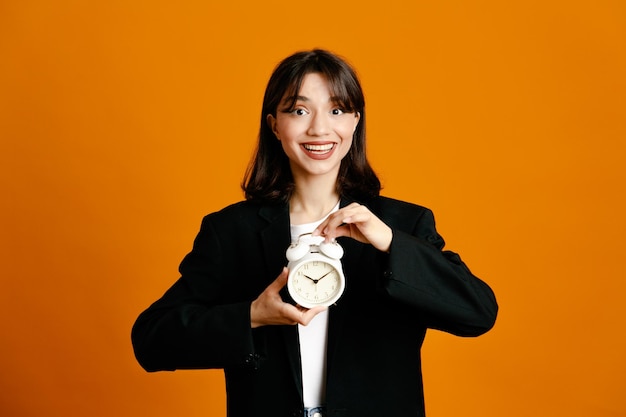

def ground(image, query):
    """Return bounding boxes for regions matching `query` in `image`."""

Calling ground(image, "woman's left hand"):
[313,202,392,252]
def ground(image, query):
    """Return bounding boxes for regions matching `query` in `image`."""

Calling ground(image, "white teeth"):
[303,143,334,152]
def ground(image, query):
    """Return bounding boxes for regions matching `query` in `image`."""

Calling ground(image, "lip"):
[301,142,337,160]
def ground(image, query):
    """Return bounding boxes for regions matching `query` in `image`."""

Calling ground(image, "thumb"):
[270,267,289,291]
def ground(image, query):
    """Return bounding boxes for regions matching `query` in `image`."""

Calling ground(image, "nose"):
[307,112,330,136]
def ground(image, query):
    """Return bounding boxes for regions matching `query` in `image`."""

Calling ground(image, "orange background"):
[1,1,625,416]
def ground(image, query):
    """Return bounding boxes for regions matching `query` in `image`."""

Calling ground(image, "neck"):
[289,175,340,225]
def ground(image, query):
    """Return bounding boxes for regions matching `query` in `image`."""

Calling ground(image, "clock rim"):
[286,257,345,309]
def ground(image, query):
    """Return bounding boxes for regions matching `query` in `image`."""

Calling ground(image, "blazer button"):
[243,354,259,369]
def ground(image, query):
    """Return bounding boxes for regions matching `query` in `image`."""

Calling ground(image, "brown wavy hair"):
[242,49,381,203]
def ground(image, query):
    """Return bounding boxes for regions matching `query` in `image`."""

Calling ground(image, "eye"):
[293,108,308,116]
[331,108,345,115]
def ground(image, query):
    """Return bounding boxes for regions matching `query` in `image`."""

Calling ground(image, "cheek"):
[341,118,358,137]
[276,120,301,142]
[338,136,354,159]
[279,139,293,156]
[338,124,356,145]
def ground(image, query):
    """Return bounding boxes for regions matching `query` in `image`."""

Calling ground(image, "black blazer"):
[132,196,498,417]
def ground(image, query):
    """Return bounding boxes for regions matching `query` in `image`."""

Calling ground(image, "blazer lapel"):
[326,236,363,374]
[259,203,290,275]
[258,203,304,402]
[327,197,365,374]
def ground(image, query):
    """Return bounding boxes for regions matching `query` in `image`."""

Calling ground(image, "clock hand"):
[303,274,320,284]
[316,270,334,281]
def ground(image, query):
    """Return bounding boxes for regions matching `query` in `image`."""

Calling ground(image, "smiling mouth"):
[303,143,335,153]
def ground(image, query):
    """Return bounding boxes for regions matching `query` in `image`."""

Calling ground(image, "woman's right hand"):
[250,267,326,328]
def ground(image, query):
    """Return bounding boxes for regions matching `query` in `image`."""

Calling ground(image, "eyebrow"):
[281,95,343,105]
[281,95,309,103]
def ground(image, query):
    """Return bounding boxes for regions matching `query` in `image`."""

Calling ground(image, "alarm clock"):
[286,233,346,308]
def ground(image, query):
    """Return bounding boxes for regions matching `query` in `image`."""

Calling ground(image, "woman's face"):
[267,72,360,182]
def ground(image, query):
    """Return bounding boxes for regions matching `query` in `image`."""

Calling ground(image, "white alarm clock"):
[286,233,346,308]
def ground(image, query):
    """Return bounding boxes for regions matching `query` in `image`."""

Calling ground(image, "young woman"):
[132,49,498,417]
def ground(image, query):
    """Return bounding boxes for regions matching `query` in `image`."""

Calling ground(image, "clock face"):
[289,260,343,308]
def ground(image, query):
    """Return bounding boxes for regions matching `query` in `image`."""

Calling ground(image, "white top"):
[290,203,339,408]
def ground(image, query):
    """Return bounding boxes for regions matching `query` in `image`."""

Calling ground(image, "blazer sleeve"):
[383,207,498,336]
[131,214,260,372]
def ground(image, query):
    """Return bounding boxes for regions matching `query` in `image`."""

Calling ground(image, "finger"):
[281,304,326,326]
[333,205,367,226]
[312,203,361,237]
[322,210,369,240]
[296,306,328,326]
[322,224,352,241]
[316,213,353,239]
[341,211,372,227]
[280,304,307,325]
[312,217,332,237]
